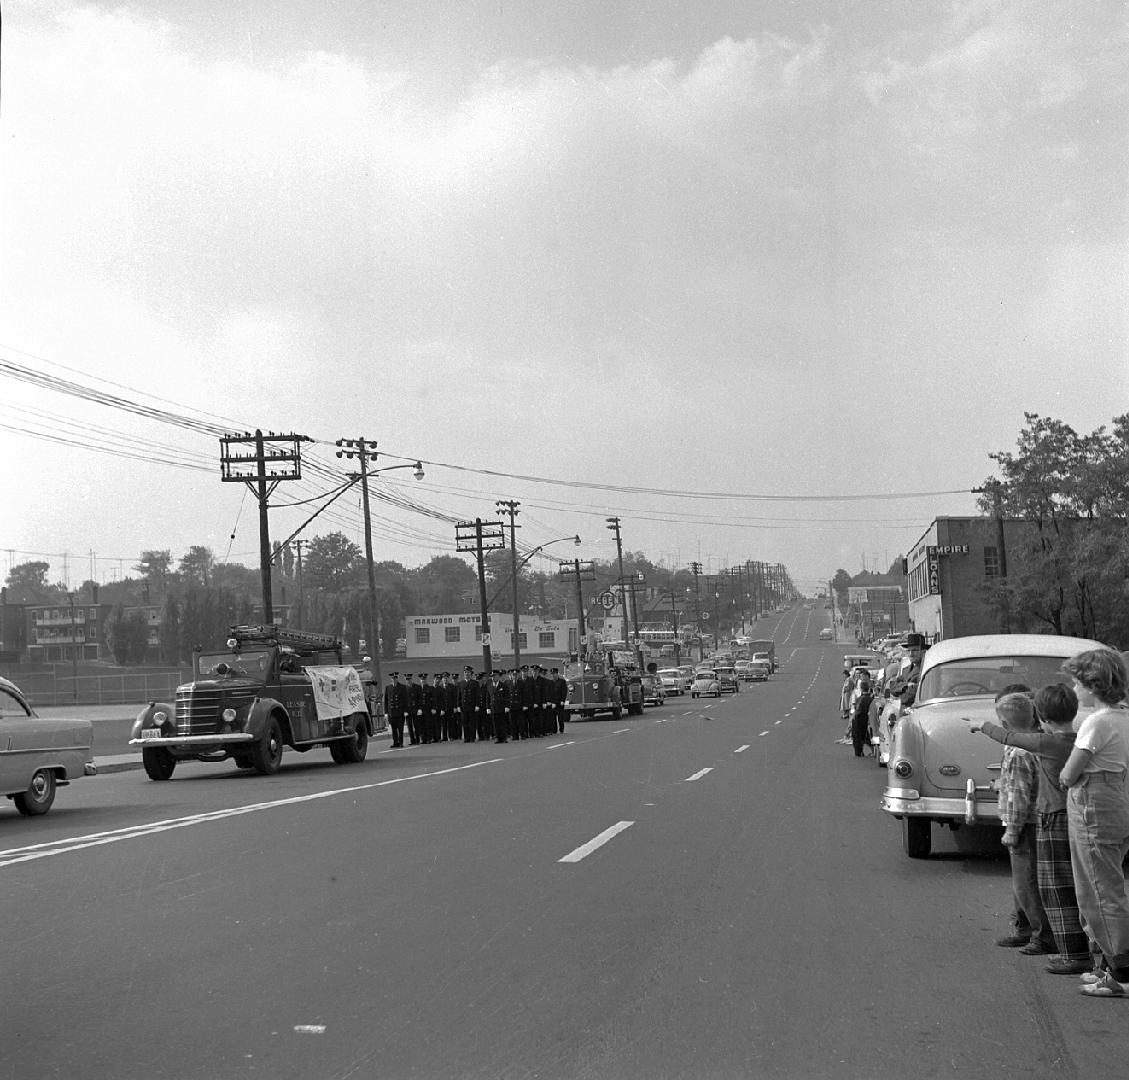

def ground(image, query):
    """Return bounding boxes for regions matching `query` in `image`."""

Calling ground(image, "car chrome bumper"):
[881,788,1001,824]
[84,762,98,776]
[129,733,256,747]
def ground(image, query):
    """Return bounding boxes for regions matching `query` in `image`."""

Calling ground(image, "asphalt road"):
[4,608,1127,1079]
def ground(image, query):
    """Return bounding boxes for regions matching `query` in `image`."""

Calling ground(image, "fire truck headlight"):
[222,708,237,723]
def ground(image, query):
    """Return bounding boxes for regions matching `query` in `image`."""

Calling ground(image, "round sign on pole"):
[598,591,617,611]
[481,633,492,646]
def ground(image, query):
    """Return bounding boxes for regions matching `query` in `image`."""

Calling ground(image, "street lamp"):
[488,535,581,611]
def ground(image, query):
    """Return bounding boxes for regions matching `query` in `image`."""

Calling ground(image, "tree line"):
[5,541,792,666]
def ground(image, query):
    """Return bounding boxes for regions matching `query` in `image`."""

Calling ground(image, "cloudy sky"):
[2,0,1126,596]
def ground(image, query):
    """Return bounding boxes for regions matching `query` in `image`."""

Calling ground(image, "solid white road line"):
[0,758,504,870]
[735,745,750,753]
[684,768,713,782]
[559,821,635,863]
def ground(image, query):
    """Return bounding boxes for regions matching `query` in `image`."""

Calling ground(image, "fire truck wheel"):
[251,717,284,775]
[142,747,176,782]
[332,715,369,764]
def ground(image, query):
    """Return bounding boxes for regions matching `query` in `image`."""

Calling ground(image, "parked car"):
[881,633,1105,859]
[0,676,97,816]
[714,665,740,694]
[818,628,833,640]
[691,670,721,698]
[657,668,689,696]
[734,660,755,681]
[641,673,666,707]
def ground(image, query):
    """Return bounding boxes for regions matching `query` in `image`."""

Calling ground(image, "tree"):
[136,550,172,588]
[831,569,852,613]
[104,605,150,665]
[304,533,363,592]
[5,561,51,591]
[178,546,215,588]
[980,412,1129,645]
[414,555,476,614]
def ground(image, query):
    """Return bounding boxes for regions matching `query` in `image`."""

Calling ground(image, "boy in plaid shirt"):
[969,684,1089,972]
[991,692,1055,953]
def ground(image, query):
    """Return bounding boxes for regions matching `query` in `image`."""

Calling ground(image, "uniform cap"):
[389,671,400,677]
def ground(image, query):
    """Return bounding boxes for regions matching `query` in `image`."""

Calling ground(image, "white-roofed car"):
[0,677,96,816]
[881,633,1106,859]
[691,670,721,698]
[657,668,688,696]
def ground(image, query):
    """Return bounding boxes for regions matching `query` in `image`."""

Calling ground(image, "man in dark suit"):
[383,671,409,748]
[534,665,553,736]
[489,669,511,743]
[444,672,462,741]
[459,665,480,742]
[419,672,438,743]
[405,672,422,745]
[551,667,569,733]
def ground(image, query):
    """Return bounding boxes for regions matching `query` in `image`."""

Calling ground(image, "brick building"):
[905,516,1032,641]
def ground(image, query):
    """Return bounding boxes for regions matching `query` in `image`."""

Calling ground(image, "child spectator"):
[985,692,1055,954]
[1059,648,1129,997]
[969,683,1089,973]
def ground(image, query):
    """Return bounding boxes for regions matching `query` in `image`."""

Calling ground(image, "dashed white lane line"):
[559,821,635,863]
[774,720,783,725]
[612,728,630,734]
[0,758,504,870]
[684,768,713,782]
[735,745,750,753]
[758,730,769,737]
[546,741,576,749]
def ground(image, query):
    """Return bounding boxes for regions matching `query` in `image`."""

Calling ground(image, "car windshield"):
[917,654,1073,702]
[197,649,274,678]
[696,670,717,678]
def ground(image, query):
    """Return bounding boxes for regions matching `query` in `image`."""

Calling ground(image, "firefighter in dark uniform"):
[534,665,553,736]
[445,672,462,741]
[488,669,510,743]
[512,665,530,739]
[434,672,448,741]
[383,671,409,748]
[405,672,422,745]
[478,672,493,741]
[419,672,438,743]
[551,666,569,733]
[459,665,480,742]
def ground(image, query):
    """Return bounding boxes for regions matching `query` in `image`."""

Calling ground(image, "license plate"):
[139,728,163,740]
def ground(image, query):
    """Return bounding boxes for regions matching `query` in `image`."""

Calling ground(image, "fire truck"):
[129,625,381,780]
[564,643,645,720]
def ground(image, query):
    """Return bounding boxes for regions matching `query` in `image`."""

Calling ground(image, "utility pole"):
[558,558,595,658]
[335,437,382,690]
[496,500,522,669]
[606,517,634,645]
[456,519,505,674]
[691,561,704,661]
[669,576,682,665]
[295,539,305,629]
[220,430,310,624]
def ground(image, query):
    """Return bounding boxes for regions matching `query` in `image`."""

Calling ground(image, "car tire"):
[14,768,56,815]
[252,716,284,775]
[142,746,176,782]
[233,753,254,769]
[903,817,931,859]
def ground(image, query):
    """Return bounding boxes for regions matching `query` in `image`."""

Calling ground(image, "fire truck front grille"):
[175,687,258,736]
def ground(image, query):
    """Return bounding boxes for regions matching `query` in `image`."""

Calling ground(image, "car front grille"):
[175,686,259,736]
